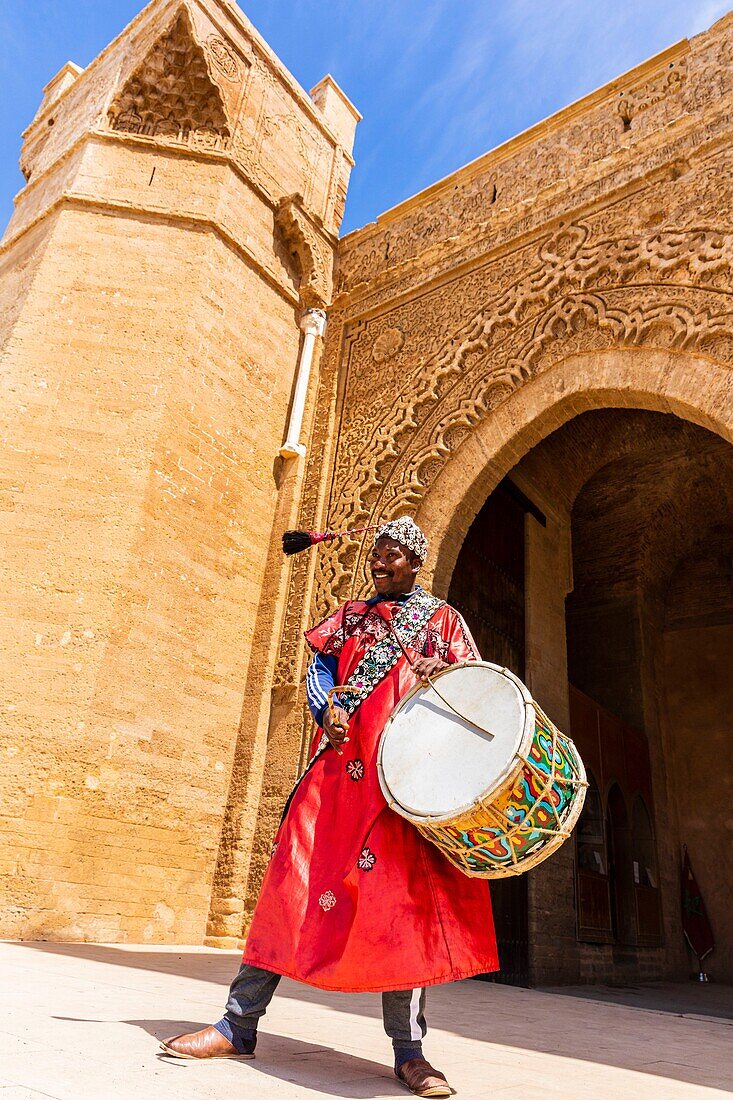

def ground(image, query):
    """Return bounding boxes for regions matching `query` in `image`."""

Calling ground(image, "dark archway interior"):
[563,412,733,729]
[449,407,733,984]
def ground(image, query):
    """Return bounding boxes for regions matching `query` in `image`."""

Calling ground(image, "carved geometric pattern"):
[206,35,241,82]
[618,61,686,125]
[372,328,404,362]
[333,51,707,299]
[318,224,733,609]
[108,8,230,151]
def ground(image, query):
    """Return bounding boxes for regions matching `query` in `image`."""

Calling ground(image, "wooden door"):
[607,784,637,946]
[569,686,662,948]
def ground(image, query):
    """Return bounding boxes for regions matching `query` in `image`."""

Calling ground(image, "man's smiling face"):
[370,536,421,597]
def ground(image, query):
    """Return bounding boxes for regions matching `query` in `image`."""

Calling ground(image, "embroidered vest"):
[339,588,444,717]
[280,589,444,820]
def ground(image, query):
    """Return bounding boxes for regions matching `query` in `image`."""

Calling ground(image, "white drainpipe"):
[279,308,327,459]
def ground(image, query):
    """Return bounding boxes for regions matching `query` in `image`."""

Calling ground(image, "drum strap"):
[278,590,443,824]
[334,588,444,718]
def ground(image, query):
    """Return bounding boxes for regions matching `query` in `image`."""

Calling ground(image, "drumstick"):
[386,623,496,742]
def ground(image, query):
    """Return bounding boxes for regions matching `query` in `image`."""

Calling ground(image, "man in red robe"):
[163,518,498,1097]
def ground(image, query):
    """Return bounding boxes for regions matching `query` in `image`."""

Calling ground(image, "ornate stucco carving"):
[275,194,333,309]
[372,327,405,363]
[230,56,335,223]
[334,25,733,308]
[108,7,230,150]
[618,60,686,125]
[206,34,241,82]
[320,213,733,611]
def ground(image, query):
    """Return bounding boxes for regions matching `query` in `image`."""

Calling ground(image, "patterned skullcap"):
[373,517,428,562]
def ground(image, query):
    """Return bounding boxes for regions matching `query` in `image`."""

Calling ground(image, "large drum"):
[377,662,587,878]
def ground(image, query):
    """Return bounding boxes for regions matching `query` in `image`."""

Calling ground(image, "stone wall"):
[0,0,358,942]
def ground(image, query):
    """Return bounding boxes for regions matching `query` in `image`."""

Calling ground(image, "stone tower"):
[0,0,358,942]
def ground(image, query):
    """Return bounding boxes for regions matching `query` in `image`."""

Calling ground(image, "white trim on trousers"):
[409,988,422,1040]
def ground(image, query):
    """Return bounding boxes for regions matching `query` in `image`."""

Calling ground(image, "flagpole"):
[681,844,714,983]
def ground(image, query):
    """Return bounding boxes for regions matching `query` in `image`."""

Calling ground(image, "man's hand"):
[323,706,350,754]
[412,656,449,683]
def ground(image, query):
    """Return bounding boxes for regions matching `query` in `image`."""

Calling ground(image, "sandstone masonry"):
[1,0,731,987]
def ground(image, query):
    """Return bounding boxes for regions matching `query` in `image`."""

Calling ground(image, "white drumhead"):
[378,662,534,821]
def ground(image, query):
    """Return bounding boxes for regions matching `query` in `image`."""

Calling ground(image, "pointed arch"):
[415,347,733,596]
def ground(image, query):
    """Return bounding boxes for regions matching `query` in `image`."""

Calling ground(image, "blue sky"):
[0,1,729,235]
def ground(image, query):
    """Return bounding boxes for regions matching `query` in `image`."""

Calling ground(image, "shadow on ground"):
[53,1016,404,1098]
[540,980,733,1020]
[13,941,733,1095]
[149,1026,402,1099]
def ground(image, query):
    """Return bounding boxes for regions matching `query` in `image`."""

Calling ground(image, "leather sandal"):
[396,1057,453,1097]
[160,1024,255,1060]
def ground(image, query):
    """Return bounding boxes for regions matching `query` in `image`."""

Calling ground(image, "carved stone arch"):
[317,343,733,612]
[107,6,230,149]
[315,344,732,612]
[389,287,733,512]
[412,347,733,597]
[320,225,733,612]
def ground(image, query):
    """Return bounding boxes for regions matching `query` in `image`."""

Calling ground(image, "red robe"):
[242,594,499,992]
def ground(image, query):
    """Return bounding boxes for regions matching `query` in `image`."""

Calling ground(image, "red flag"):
[681,847,714,962]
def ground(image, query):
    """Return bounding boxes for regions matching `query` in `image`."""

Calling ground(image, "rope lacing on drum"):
[368,623,589,879]
[425,698,588,877]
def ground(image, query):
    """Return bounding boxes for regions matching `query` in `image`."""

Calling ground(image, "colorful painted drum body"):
[377,662,587,878]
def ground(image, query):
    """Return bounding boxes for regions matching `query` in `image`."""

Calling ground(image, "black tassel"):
[282,523,378,557]
[283,529,319,555]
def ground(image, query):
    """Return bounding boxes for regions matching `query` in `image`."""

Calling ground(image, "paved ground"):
[1,942,731,1099]
[541,979,733,1021]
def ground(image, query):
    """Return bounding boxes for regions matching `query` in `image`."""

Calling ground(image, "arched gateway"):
[250,344,731,986]
[229,11,733,982]
[1,0,731,989]
[420,348,733,594]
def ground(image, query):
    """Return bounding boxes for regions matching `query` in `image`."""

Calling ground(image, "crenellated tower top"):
[8,0,360,256]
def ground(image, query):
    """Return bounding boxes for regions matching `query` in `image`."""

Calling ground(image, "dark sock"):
[213,1017,257,1054]
[393,1040,423,1071]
